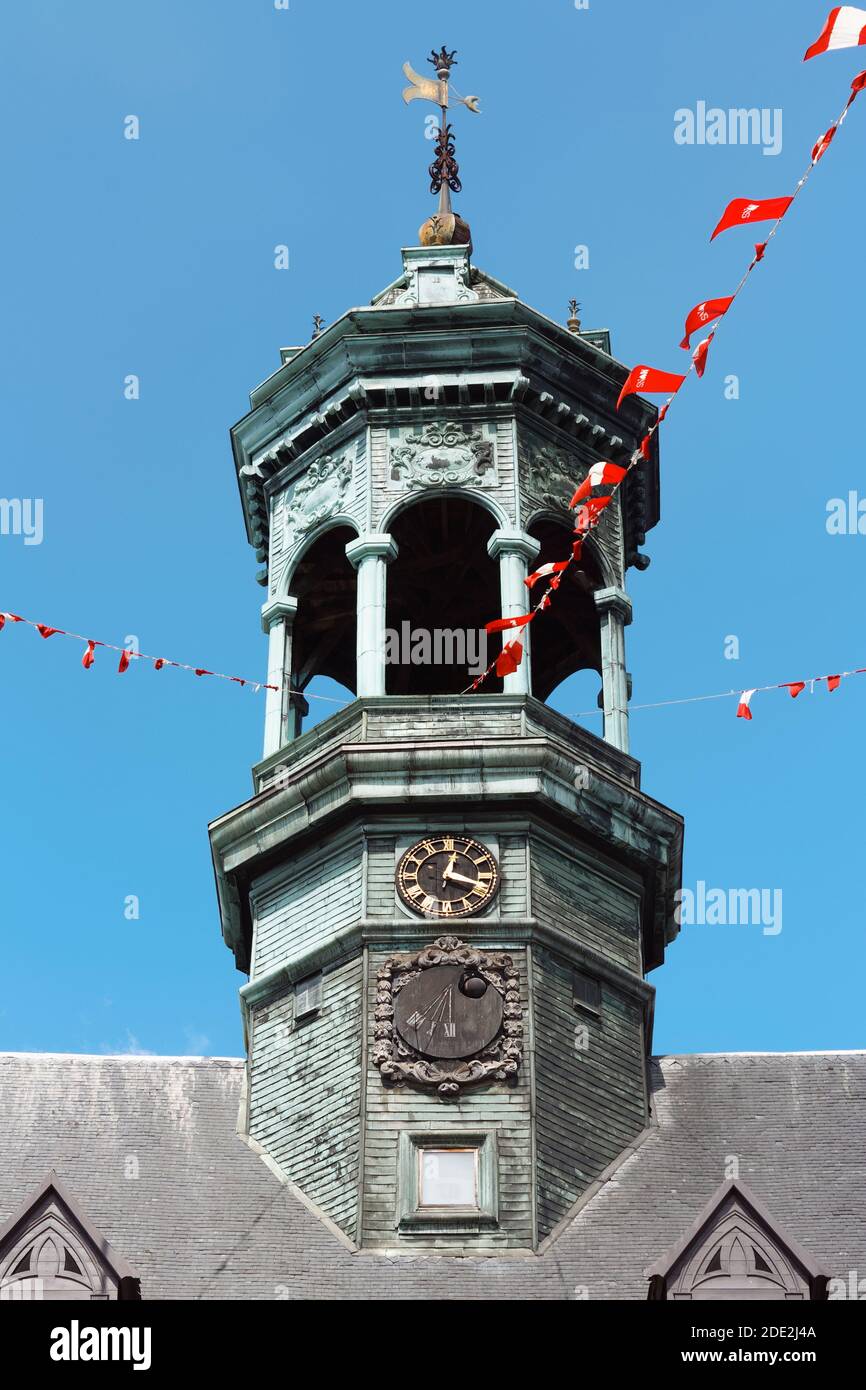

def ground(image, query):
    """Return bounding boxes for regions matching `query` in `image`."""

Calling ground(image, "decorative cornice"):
[209,695,683,974]
[231,291,660,585]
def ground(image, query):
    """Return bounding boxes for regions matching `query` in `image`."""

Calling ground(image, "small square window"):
[419,1148,478,1208]
[397,1130,498,1234]
[294,972,322,1022]
[573,969,601,1014]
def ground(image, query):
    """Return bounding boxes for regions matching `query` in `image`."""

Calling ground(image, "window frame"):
[396,1129,499,1235]
[293,971,323,1024]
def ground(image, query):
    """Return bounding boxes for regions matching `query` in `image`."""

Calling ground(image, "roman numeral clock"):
[396,835,499,918]
[373,836,523,1097]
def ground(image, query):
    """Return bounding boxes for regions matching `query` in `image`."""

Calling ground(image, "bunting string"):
[0,611,279,693]
[566,664,865,724]
[469,12,866,728]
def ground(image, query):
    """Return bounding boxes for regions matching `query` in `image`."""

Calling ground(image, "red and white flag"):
[485,613,534,634]
[692,333,714,379]
[812,124,838,163]
[826,673,842,691]
[710,196,793,241]
[569,462,626,506]
[616,365,686,412]
[525,560,569,590]
[736,688,756,721]
[82,641,97,670]
[574,496,614,533]
[804,7,866,61]
[786,681,806,698]
[496,640,523,677]
[118,648,132,673]
[680,296,733,350]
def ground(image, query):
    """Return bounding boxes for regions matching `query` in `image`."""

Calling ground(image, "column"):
[345,533,398,698]
[486,529,541,696]
[261,596,299,759]
[594,586,632,754]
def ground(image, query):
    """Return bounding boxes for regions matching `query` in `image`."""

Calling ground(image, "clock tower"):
[210,50,683,1252]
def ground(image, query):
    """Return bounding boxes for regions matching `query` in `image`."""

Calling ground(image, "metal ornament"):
[401,46,480,218]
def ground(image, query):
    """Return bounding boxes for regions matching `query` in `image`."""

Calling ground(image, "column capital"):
[486,528,541,564]
[594,586,632,625]
[261,595,299,635]
[345,533,399,569]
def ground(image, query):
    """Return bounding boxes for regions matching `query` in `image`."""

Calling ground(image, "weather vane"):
[402,46,480,247]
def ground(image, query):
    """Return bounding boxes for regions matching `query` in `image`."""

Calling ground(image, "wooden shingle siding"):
[530,835,642,971]
[532,947,646,1239]
[251,836,363,973]
[249,955,363,1237]
[363,705,525,741]
[499,835,528,918]
[361,945,533,1250]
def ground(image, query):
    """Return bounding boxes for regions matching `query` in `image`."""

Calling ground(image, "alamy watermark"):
[0,498,43,545]
[675,881,783,936]
[826,492,866,535]
[383,622,487,676]
[675,102,783,157]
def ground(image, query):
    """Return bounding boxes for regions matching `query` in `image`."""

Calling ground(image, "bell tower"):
[210,49,683,1252]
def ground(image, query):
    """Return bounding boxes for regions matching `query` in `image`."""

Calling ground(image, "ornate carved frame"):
[372,935,522,1098]
[388,421,496,491]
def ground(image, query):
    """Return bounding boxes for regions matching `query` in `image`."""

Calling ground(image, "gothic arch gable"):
[645,1180,829,1301]
[0,1172,140,1301]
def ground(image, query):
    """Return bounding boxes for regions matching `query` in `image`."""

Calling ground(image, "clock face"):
[393,963,504,1059]
[396,835,499,919]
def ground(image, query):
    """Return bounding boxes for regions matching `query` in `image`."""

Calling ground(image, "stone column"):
[345,533,399,698]
[594,586,632,754]
[487,529,541,696]
[261,596,299,759]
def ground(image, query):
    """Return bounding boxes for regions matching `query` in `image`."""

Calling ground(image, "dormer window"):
[646,1180,828,1301]
[0,1174,140,1301]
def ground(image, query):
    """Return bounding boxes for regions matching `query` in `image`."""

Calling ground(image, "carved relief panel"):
[387,421,497,493]
[269,437,362,590]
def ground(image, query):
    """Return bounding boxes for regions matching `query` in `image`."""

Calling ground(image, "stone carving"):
[389,422,496,490]
[282,452,353,544]
[391,262,480,309]
[372,936,523,1098]
[522,442,577,515]
[377,266,509,308]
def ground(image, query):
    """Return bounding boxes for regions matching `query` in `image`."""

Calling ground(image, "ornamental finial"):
[401,45,480,250]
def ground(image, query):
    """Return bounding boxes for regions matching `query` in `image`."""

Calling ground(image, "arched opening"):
[386,496,501,695]
[526,516,604,703]
[289,526,358,717]
[546,668,605,736]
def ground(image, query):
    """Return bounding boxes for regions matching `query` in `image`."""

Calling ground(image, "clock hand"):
[441,851,458,889]
[443,865,479,888]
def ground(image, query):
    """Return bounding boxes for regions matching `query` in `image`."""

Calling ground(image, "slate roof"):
[1,1050,863,1300]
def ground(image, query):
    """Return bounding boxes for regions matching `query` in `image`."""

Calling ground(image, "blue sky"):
[2,0,863,1058]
